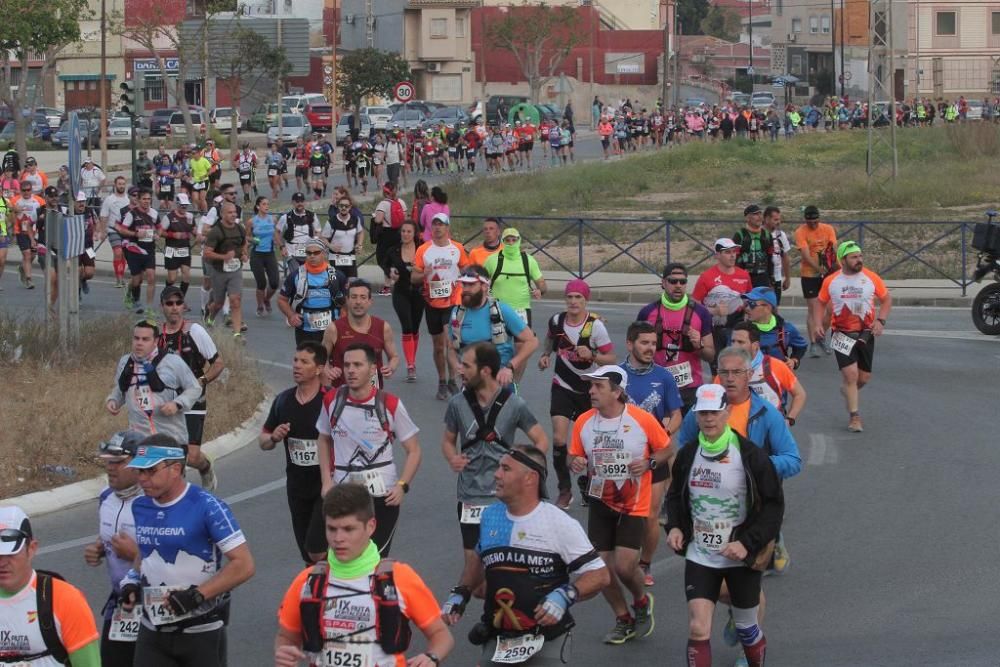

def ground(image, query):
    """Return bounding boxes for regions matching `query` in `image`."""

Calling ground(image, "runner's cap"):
[803,205,820,220]
[742,286,777,309]
[127,445,187,469]
[291,192,306,202]
[501,228,520,242]
[99,430,144,460]
[127,186,140,196]
[743,204,762,216]
[714,237,739,252]
[160,285,185,303]
[176,193,191,206]
[74,191,87,202]
[304,237,329,251]
[837,240,862,261]
[565,278,590,300]
[581,365,628,390]
[431,212,450,225]
[0,507,32,555]
[692,384,728,412]
[457,266,489,285]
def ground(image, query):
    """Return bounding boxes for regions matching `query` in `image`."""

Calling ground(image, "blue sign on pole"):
[67,112,81,197]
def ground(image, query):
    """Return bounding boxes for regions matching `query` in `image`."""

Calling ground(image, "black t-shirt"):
[263,386,329,492]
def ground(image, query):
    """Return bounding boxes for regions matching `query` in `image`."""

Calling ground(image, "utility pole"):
[831,0,837,97]
[673,18,681,107]
[866,0,898,185]
[748,0,754,95]
[839,0,846,98]
[365,0,374,48]
[99,0,108,169]
[661,2,669,109]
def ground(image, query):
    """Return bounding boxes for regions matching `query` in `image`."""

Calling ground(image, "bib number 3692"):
[492,634,545,664]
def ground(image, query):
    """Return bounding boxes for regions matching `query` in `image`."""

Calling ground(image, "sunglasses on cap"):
[0,529,30,552]
[98,439,134,458]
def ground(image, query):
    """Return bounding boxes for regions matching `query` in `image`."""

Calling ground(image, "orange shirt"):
[570,404,670,517]
[0,572,99,665]
[12,194,46,235]
[468,243,501,267]
[818,268,888,332]
[794,222,838,278]
[413,240,469,309]
[728,398,751,437]
[277,561,440,667]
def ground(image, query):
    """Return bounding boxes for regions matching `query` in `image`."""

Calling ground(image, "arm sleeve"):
[51,580,100,653]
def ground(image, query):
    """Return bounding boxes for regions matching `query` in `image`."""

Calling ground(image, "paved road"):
[4,276,997,666]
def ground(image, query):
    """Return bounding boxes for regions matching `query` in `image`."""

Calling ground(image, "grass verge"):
[0,314,265,498]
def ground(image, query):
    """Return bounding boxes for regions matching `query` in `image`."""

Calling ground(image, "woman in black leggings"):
[249,196,280,316]
[382,220,424,382]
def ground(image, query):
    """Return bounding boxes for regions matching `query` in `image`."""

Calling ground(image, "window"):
[430,18,447,38]
[791,54,804,73]
[791,17,802,33]
[821,15,830,33]
[809,16,818,33]
[456,17,465,37]
[143,75,164,103]
[936,11,956,35]
[992,11,1000,34]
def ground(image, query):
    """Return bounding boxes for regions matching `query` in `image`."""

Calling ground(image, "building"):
[770,0,838,98]
[481,0,668,31]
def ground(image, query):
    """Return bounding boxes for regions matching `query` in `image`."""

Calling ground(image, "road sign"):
[67,112,81,196]
[747,66,755,76]
[393,81,415,103]
[839,71,853,82]
[773,80,785,88]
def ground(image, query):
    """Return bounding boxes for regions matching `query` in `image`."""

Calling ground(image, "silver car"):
[107,116,150,147]
[335,113,372,143]
[360,106,393,130]
[390,108,427,131]
[267,114,313,142]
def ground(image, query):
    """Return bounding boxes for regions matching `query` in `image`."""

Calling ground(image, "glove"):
[166,586,205,616]
[539,585,577,623]
[441,585,471,618]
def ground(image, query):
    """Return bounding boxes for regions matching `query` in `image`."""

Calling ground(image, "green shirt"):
[190,157,212,183]
[484,250,543,310]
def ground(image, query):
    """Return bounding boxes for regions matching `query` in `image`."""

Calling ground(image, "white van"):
[282,94,327,114]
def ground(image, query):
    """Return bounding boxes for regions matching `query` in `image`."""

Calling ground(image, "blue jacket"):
[756,315,808,362]
[676,391,802,480]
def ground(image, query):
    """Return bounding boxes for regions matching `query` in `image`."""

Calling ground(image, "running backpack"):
[460,386,513,452]
[452,298,509,350]
[117,349,177,395]
[282,211,316,243]
[490,251,532,289]
[35,570,69,664]
[389,198,405,229]
[733,228,774,276]
[326,385,391,440]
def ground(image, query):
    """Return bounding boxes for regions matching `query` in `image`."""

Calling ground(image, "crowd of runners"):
[0,144,895,667]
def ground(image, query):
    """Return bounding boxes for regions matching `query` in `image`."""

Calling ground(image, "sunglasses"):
[666,277,688,285]
[137,461,176,476]
[224,192,236,196]
[163,300,184,306]
[338,204,351,209]
[0,528,29,551]
[305,250,324,256]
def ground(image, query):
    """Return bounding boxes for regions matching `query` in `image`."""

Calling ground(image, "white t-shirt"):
[101,192,131,231]
[386,141,402,164]
[374,197,407,228]
[548,315,614,393]
[771,229,791,282]
[686,441,748,569]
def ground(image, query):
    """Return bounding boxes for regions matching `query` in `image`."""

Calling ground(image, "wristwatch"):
[504,362,515,371]
[423,652,440,665]
[877,318,887,326]
[648,457,658,471]
[787,417,796,426]
[397,480,410,494]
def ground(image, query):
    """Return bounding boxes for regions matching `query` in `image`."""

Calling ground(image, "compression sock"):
[742,636,766,667]
[734,606,766,665]
[552,444,570,491]
[130,285,140,303]
[401,333,416,368]
[686,639,712,667]
[113,257,126,279]
[180,282,190,296]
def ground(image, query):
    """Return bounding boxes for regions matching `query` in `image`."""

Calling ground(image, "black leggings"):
[100,616,137,667]
[250,251,279,291]
[373,495,401,556]
[287,488,326,564]
[134,625,227,667]
[392,286,425,335]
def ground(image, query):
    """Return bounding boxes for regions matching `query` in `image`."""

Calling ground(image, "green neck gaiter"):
[756,314,778,332]
[699,425,736,457]
[328,540,380,579]
[660,293,688,311]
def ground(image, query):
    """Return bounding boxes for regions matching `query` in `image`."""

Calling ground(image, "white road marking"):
[883,330,998,342]
[253,358,293,370]
[37,477,287,555]
[807,433,828,466]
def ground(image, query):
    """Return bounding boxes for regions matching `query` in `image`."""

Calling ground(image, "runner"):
[293,137,312,193]
[621,320,684,586]
[637,262,716,411]
[248,196,280,316]
[260,341,331,565]
[322,192,364,280]
[762,206,792,304]
[119,435,255,667]
[316,342,422,556]
[157,285,225,490]
[265,142,286,198]
[372,181,407,293]
[12,181,45,290]
[106,319,203,444]
[411,212,469,399]
[693,239,752,365]
[100,176,131,287]
[0,506,101,666]
[277,192,321,272]
[817,240,892,432]
[568,366,670,645]
[467,217,503,267]
[158,193,196,298]
[483,227,546,328]
[188,146,211,213]
[538,278,616,509]
[450,265,538,388]
[323,279,400,388]
[205,139,223,189]
[203,201,249,338]
[0,188,10,292]
[665,384,784,667]
[196,186,242,325]
[67,191,98,297]
[117,187,159,315]
[442,342,549,602]
[278,237,348,345]
[383,220,424,381]
[19,157,47,195]
[740,286,807,367]
[794,205,839,356]
[441,445,609,666]
[308,145,328,200]
[233,143,258,204]
[274,484,454,667]
[732,205,774,289]
[82,431,145,666]
[728,322,807,423]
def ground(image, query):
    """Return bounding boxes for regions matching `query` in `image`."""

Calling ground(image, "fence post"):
[858,220,865,248]
[577,219,584,277]
[665,219,671,264]
[961,222,967,297]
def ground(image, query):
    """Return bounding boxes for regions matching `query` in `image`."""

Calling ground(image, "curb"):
[0,395,273,516]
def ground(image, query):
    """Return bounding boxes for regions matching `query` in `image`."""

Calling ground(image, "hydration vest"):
[452,298,509,350]
[117,349,176,394]
[460,386,513,452]
[282,210,316,242]
[158,321,210,375]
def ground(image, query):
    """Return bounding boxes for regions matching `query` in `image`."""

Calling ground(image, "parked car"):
[282,94,325,114]
[731,92,751,108]
[166,109,208,138]
[389,108,427,131]
[210,107,242,132]
[360,106,393,130]
[390,101,434,118]
[0,118,51,143]
[106,116,150,147]
[267,114,312,142]
[246,103,292,133]
[51,119,100,148]
[421,105,470,130]
[148,108,177,136]
[751,92,776,109]
[303,103,334,132]
[335,113,372,143]
[966,99,984,120]
[684,97,707,109]
[35,107,65,130]
[0,106,14,131]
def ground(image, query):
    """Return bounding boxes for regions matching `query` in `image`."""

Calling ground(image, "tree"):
[0,0,91,160]
[337,48,411,113]
[677,0,710,35]
[700,6,742,42]
[485,3,583,104]
[205,18,292,147]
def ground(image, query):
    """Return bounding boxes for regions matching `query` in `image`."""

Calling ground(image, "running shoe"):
[808,342,821,358]
[640,562,654,587]
[447,379,459,395]
[25,278,34,290]
[17,265,25,286]
[135,306,146,315]
[723,608,739,647]
[820,335,833,355]
[224,316,233,328]
[233,332,245,343]
[204,314,215,327]
[256,306,264,317]
[632,593,654,638]
[377,285,392,296]
[123,292,135,309]
[734,656,749,667]
[555,490,572,511]
[771,533,790,574]
[435,383,450,401]
[199,457,218,492]
[80,280,90,295]
[115,277,124,288]
[848,414,864,432]
[264,301,272,315]
[240,322,248,333]
[603,616,636,645]
[405,367,417,383]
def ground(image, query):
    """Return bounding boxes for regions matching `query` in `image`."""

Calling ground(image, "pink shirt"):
[419,202,450,242]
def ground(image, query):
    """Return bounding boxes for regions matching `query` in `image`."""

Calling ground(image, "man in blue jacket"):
[741,286,808,370]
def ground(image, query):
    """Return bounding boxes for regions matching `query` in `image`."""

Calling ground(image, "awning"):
[58,74,117,82]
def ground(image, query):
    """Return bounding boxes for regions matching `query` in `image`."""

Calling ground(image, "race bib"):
[312,166,323,174]
[348,470,387,497]
[85,247,96,259]
[164,246,190,259]
[373,157,382,165]
[429,280,452,300]
[160,183,172,193]
[694,518,732,553]
[306,310,332,331]
[357,159,368,170]
[193,181,207,191]
[267,168,278,177]
[139,228,155,243]
[293,246,307,258]
[492,634,545,664]
[333,253,355,266]
[319,642,373,667]
[223,258,242,273]
[135,385,153,412]
[108,604,141,642]
[143,585,193,626]
[831,331,857,356]
[460,503,489,525]
[287,437,318,467]
[594,448,631,482]
[668,361,693,388]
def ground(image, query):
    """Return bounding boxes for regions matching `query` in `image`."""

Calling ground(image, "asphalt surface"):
[4,275,998,666]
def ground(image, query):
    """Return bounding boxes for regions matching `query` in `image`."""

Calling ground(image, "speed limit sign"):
[394,81,415,103]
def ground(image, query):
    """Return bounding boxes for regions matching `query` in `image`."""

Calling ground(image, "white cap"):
[581,365,628,390]
[692,384,729,412]
[0,506,32,555]
[74,191,87,202]
[176,193,191,206]
[431,212,450,225]
[714,237,739,252]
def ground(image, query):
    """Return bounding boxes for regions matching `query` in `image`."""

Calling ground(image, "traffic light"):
[119,81,136,115]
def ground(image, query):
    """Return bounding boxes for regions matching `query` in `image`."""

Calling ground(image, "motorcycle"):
[971,210,1000,335]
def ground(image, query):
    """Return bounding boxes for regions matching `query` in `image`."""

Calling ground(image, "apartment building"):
[906,1,1000,98]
